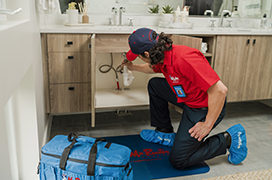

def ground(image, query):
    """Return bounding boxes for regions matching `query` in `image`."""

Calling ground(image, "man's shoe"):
[140,129,175,146]
[226,124,248,165]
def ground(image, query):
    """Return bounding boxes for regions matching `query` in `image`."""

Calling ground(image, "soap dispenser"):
[174,6,182,23]
[181,6,189,23]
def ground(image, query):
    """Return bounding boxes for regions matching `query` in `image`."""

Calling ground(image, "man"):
[123,28,248,169]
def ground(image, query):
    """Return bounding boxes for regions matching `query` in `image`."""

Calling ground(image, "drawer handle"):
[247,39,250,45]
[68,56,74,59]
[253,39,256,46]
[67,41,73,45]
[68,87,75,90]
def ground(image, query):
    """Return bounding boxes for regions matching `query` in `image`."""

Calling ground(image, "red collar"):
[163,48,173,66]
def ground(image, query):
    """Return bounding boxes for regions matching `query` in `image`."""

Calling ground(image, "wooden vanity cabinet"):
[214,35,272,102]
[41,32,217,126]
[42,33,92,114]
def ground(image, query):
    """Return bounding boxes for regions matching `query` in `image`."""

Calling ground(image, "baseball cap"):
[126,28,159,61]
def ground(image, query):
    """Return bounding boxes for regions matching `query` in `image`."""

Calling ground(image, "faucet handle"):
[227,20,233,28]
[210,20,216,28]
[128,18,134,26]
[108,17,113,26]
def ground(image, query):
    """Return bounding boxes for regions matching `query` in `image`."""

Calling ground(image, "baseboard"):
[42,113,53,146]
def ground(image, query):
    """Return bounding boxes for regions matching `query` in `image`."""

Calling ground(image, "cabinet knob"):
[68,56,74,59]
[68,87,75,90]
[67,41,73,45]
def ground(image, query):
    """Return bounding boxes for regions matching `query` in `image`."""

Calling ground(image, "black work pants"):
[148,77,227,169]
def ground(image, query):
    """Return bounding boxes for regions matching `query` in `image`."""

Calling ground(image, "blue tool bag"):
[38,132,133,180]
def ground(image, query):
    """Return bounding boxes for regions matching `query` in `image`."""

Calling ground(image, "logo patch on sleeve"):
[173,85,186,97]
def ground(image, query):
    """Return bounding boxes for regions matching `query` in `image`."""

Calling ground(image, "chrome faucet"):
[219,10,232,27]
[119,6,126,26]
[204,10,214,17]
[111,7,117,26]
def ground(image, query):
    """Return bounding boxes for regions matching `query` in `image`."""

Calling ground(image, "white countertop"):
[40,24,272,35]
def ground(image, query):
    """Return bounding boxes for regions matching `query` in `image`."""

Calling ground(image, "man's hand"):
[122,61,134,71]
[188,122,212,141]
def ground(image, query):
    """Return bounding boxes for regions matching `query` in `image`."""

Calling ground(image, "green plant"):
[162,5,174,14]
[148,4,159,14]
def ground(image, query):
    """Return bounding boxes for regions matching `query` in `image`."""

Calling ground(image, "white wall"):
[0,0,46,179]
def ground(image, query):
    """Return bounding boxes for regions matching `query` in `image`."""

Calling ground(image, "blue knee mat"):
[140,129,176,146]
[226,124,248,165]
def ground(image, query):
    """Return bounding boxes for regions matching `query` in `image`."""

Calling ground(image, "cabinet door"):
[171,35,202,51]
[50,83,91,113]
[95,34,130,53]
[242,36,272,100]
[214,35,250,102]
[48,52,91,83]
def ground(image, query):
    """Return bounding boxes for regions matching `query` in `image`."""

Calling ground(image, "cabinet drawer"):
[50,83,91,113]
[48,52,91,83]
[47,34,91,52]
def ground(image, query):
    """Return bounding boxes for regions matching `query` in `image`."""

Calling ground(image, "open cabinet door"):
[170,35,202,51]
[91,34,96,127]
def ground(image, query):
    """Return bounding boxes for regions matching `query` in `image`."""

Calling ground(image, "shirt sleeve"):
[176,50,220,92]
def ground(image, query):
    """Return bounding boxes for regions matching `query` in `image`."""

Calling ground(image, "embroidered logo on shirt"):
[169,75,179,83]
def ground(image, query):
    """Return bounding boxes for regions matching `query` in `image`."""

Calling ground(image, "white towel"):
[39,0,61,14]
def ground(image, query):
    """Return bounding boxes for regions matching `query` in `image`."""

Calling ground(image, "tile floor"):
[50,101,272,180]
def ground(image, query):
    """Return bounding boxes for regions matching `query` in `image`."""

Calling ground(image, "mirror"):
[59,0,224,16]
[58,0,272,18]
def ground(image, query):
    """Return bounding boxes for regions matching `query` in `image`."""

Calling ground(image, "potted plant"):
[162,5,174,14]
[162,5,174,23]
[148,4,160,14]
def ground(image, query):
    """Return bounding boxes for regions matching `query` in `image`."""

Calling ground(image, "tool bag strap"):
[59,132,78,170]
[87,137,107,176]
[59,132,107,176]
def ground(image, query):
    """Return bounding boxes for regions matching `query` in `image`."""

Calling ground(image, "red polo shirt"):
[152,45,220,108]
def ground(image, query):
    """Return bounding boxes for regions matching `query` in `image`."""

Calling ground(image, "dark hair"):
[140,31,173,65]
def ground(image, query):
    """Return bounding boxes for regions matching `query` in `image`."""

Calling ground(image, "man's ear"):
[144,51,150,58]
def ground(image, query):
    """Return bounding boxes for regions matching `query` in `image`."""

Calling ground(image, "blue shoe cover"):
[226,124,248,165]
[140,129,175,146]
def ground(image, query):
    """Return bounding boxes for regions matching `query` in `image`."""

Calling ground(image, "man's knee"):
[169,151,188,169]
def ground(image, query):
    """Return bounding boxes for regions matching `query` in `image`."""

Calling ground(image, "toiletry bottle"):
[181,6,189,23]
[174,6,182,23]
[231,6,239,17]
[260,14,267,28]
